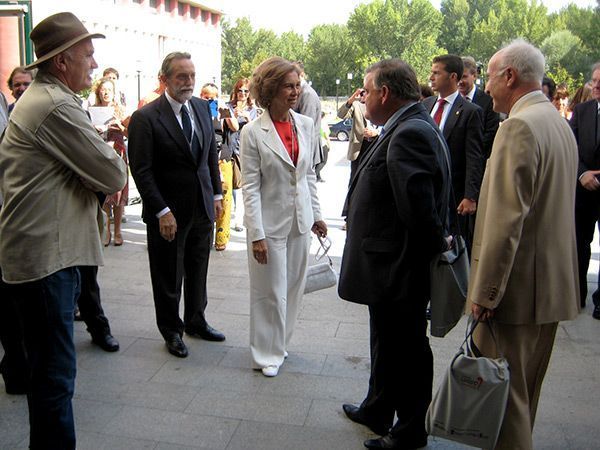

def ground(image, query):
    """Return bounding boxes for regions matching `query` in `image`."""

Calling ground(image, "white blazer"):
[240,109,322,242]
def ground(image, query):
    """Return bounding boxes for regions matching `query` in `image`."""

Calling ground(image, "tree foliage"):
[221,0,598,97]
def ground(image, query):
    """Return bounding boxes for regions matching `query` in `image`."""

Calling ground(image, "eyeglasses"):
[238,89,249,93]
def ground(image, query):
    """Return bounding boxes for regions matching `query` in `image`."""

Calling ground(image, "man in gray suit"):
[293,62,324,178]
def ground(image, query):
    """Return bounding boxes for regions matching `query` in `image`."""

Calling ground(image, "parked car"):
[329,118,352,141]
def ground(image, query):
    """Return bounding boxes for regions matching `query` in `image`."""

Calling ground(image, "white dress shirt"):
[430,90,460,132]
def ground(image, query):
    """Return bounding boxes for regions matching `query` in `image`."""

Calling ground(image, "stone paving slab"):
[2,141,600,449]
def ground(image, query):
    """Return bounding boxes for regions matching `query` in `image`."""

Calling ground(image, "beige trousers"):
[474,321,558,450]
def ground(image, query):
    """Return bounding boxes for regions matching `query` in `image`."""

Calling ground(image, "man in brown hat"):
[0,12,127,449]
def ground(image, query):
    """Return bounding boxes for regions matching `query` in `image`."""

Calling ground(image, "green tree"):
[439,0,471,55]
[304,24,358,97]
[272,31,306,63]
[347,0,446,82]
[467,0,550,65]
[221,17,256,92]
[552,5,600,78]
[541,30,581,69]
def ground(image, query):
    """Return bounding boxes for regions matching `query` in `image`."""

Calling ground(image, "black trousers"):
[315,144,329,180]
[0,268,28,388]
[147,209,213,340]
[360,296,433,439]
[77,266,111,337]
[575,187,600,307]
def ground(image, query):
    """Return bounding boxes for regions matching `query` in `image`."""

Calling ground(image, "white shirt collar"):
[466,85,477,101]
[164,90,190,115]
[439,90,459,106]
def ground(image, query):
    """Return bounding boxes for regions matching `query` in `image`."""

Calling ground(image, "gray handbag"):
[426,317,510,449]
[304,236,337,294]
[429,234,469,337]
[425,117,469,337]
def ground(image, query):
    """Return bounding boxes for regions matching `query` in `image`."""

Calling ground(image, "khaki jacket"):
[0,73,127,283]
[337,100,367,161]
[467,91,580,324]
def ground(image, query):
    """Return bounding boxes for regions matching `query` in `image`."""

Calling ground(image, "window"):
[178,2,185,15]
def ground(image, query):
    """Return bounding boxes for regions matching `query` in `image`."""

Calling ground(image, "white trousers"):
[247,219,310,369]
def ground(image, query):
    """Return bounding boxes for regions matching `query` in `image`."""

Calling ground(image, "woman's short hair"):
[249,57,300,108]
[103,67,119,79]
[201,83,219,99]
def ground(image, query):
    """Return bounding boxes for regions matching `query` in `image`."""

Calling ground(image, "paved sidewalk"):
[1,141,599,449]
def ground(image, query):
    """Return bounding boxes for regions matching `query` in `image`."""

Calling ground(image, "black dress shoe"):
[593,306,600,320]
[165,335,188,358]
[186,324,226,342]
[364,433,427,449]
[92,333,120,352]
[342,404,390,436]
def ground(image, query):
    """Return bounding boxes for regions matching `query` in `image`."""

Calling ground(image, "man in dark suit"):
[459,56,499,158]
[339,59,450,449]
[423,54,484,251]
[570,62,600,318]
[128,52,225,358]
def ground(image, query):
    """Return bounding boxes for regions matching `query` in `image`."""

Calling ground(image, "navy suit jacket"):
[472,87,499,158]
[128,95,222,226]
[339,103,449,305]
[423,94,484,202]
[570,99,600,177]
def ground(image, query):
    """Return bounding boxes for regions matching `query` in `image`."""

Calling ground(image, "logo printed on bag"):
[459,375,483,389]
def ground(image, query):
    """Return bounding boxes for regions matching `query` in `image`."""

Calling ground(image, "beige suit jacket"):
[0,73,127,283]
[240,109,322,242]
[467,91,580,324]
[337,100,367,161]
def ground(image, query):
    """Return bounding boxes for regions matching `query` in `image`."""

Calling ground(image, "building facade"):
[1,0,223,111]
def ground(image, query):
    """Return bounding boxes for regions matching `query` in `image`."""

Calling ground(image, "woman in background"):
[240,57,327,377]
[92,77,129,246]
[223,78,258,239]
[200,83,231,251]
[553,83,570,119]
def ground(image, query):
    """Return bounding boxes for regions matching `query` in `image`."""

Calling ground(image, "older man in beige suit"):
[467,40,579,450]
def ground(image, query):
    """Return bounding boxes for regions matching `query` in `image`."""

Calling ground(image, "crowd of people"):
[0,9,599,450]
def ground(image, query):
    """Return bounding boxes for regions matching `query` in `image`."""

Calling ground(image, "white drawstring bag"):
[426,317,510,449]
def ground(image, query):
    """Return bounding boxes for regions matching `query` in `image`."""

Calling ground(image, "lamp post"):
[335,79,340,110]
[136,59,142,104]
[347,72,353,96]
[136,70,141,104]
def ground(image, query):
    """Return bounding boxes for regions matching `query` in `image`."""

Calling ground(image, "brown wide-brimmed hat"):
[25,12,105,70]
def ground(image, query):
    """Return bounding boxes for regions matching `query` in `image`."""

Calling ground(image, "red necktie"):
[433,98,446,126]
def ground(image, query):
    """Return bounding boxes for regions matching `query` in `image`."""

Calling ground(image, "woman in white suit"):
[240,57,327,377]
